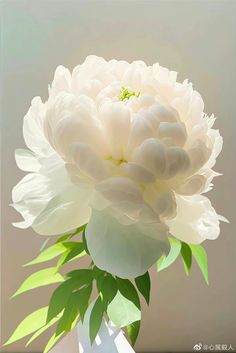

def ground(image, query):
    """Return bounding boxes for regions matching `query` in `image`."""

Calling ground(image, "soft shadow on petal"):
[132,138,167,178]
[85,209,170,278]
[32,183,93,235]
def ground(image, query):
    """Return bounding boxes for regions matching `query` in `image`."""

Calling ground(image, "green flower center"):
[119,86,140,101]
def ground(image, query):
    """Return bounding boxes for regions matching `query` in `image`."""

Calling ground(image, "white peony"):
[12,55,224,278]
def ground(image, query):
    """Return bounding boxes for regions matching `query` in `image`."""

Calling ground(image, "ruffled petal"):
[12,156,93,235]
[12,173,53,229]
[85,209,170,278]
[49,65,71,98]
[173,174,206,195]
[23,97,52,156]
[166,195,221,244]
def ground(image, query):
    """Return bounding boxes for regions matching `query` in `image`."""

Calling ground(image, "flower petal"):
[95,177,143,205]
[174,174,206,195]
[23,97,52,156]
[99,101,131,160]
[121,162,156,184]
[166,195,221,244]
[158,122,187,147]
[12,173,53,229]
[32,183,93,235]
[133,138,167,178]
[165,146,190,178]
[15,149,41,172]
[85,209,170,278]
[71,143,108,181]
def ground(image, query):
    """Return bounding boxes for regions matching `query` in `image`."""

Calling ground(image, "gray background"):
[1,0,236,352]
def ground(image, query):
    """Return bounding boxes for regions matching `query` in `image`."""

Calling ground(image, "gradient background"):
[1,0,236,352]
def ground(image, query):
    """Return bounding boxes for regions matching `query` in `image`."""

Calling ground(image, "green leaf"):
[76,284,93,322]
[82,227,90,254]
[157,238,181,271]
[56,292,81,335]
[55,270,92,334]
[107,291,141,327]
[26,313,62,346]
[24,244,66,266]
[181,242,192,275]
[93,266,104,281]
[99,275,117,306]
[4,307,48,345]
[43,312,79,353]
[47,270,92,323]
[12,268,64,297]
[56,224,87,243]
[189,244,209,284]
[89,297,104,343]
[61,242,85,264]
[66,268,93,281]
[56,233,74,243]
[56,242,86,270]
[116,278,140,309]
[135,272,151,305]
[43,332,64,353]
[127,320,140,346]
[47,278,79,323]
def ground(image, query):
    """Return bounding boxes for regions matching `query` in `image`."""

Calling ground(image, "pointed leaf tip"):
[127,320,140,346]
[181,242,192,275]
[12,267,64,298]
[189,244,209,284]
[135,272,151,305]
[157,237,181,272]
[4,307,48,345]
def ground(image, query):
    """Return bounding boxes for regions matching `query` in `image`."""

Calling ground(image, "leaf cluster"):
[157,237,209,284]
[5,226,209,351]
[5,224,151,349]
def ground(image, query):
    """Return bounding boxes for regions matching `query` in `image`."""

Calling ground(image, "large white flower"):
[12,55,224,278]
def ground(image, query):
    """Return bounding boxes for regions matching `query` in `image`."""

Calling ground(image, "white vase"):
[50,304,136,353]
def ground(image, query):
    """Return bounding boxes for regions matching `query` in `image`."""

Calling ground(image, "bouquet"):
[5,56,227,352]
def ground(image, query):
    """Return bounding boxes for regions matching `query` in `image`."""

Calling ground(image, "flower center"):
[119,86,140,101]
[106,156,128,165]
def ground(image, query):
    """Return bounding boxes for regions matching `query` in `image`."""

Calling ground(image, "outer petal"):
[32,182,93,235]
[23,97,52,156]
[204,128,223,170]
[15,149,41,172]
[173,174,206,195]
[12,173,53,229]
[166,194,221,244]
[85,209,170,278]
[12,155,93,235]
[49,65,71,98]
